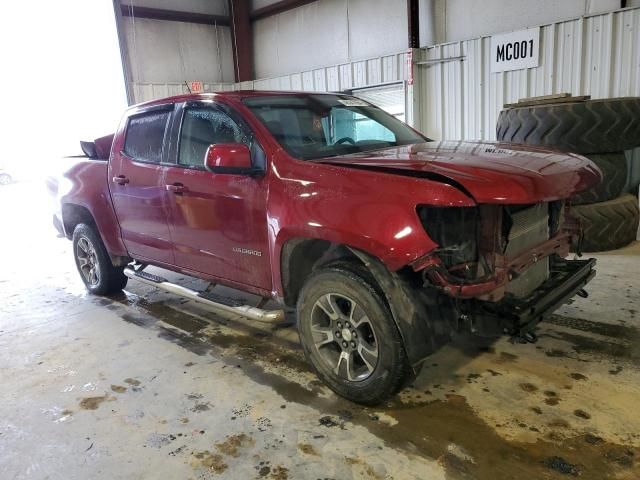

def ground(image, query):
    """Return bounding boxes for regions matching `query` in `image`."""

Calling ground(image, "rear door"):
[162,101,272,290]
[108,104,175,264]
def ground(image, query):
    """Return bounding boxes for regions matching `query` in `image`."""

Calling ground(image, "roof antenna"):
[184,81,192,94]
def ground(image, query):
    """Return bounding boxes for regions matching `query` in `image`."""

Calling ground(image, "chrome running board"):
[124,268,285,323]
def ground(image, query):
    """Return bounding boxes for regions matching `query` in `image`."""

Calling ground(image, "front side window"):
[243,95,426,160]
[123,110,171,163]
[178,107,246,167]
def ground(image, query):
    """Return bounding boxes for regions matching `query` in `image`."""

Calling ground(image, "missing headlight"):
[417,206,478,277]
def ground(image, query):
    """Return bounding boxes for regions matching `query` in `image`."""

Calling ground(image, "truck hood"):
[317,140,601,204]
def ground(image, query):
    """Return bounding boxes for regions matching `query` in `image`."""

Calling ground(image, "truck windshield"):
[243,94,427,160]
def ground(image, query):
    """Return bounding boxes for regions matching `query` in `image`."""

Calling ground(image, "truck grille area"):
[504,203,550,297]
[417,201,566,301]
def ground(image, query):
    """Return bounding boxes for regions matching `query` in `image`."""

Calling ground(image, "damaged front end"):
[412,202,596,339]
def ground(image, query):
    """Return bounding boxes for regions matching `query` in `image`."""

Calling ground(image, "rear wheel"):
[0,173,12,185]
[297,265,411,405]
[72,224,127,295]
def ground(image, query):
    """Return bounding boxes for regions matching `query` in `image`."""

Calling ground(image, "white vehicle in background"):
[0,168,13,186]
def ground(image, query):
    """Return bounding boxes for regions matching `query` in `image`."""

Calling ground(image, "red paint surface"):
[58,160,128,258]
[58,92,602,299]
[205,144,252,169]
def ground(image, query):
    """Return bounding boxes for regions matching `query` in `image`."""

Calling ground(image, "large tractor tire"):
[496,97,640,154]
[571,153,628,205]
[572,194,639,252]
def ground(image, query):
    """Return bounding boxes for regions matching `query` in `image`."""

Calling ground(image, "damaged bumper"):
[469,257,596,336]
[411,229,596,337]
[413,232,574,302]
[408,201,596,342]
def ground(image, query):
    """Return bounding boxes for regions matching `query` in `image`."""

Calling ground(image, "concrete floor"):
[1,181,639,480]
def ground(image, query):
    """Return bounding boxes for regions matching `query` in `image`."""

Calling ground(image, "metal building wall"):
[430,0,620,44]
[120,0,235,104]
[131,5,639,146]
[241,51,410,91]
[123,19,235,85]
[416,6,640,141]
[129,5,640,187]
[132,51,410,103]
[252,0,409,79]
[132,81,236,103]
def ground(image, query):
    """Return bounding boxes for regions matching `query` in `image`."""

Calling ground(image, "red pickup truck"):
[53,91,600,404]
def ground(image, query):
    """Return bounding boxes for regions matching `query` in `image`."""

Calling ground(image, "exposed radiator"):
[504,203,550,297]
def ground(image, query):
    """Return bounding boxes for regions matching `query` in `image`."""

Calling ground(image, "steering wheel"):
[335,137,356,145]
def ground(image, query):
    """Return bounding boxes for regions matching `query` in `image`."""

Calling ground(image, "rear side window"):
[123,110,171,163]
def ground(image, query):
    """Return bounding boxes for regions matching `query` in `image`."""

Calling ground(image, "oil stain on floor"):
[97,283,640,480]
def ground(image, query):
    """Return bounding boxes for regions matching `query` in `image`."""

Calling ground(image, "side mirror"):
[204,143,257,174]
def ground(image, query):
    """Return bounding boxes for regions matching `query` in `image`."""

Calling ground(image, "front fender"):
[348,248,449,368]
[267,155,476,298]
[273,216,436,274]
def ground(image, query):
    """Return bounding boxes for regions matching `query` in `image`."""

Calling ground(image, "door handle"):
[112,175,129,185]
[166,183,188,194]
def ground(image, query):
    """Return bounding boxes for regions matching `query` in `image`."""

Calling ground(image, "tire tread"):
[571,153,628,205]
[496,97,640,154]
[572,194,639,252]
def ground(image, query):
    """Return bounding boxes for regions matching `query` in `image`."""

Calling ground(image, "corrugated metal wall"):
[130,6,639,187]
[134,6,639,140]
[417,6,640,141]
[132,82,236,102]
[132,51,409,102]
[239,51,410,92]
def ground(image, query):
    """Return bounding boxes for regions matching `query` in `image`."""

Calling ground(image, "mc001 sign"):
[491,27,540,73]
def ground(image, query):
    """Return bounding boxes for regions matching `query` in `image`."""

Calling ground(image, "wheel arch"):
[345,248,452,369]
[62,202,130,267]
[62,203,96,239]
[280,238,360,307]
[280,238,451,368]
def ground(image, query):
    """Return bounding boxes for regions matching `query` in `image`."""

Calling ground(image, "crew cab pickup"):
[53,91,600,404]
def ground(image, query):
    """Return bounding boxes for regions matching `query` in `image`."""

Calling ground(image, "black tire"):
[496,97,640,154]
[571,153,628,205]
[72,223,128,295]
[297,264,411,405]
[572,194,639,252]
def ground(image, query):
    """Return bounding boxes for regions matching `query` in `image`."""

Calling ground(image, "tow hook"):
[576,289,589,299]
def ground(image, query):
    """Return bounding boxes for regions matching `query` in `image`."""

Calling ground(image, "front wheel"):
[297,265,411,405]
[0,173,12,185]
[72,224,127,295]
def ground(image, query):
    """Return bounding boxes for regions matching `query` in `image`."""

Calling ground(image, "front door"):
[163,102,271,290]
[109,105,174,264]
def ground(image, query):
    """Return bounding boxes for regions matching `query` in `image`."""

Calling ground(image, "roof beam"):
[112,0,135,105]
[120,4,230,26]
[250,0,318,21]
[228,0,254,82]
[407,0,419,48]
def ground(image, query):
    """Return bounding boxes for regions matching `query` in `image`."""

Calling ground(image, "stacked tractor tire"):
[496,96,640,252]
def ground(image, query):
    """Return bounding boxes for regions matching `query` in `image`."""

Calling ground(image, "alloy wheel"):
[310,293,379,381]
[76,236,100,286]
